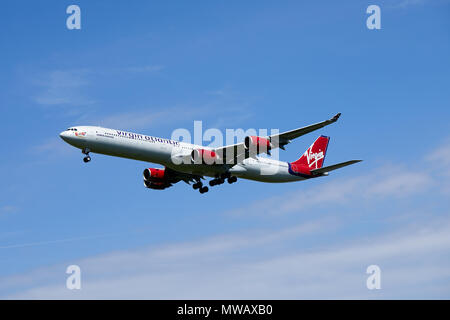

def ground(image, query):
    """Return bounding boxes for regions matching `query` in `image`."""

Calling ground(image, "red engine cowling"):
[143,168,165,181]
[143,168,169,190]
[191,149,218,164]
[244,136,272,153]
[144,180,168,190]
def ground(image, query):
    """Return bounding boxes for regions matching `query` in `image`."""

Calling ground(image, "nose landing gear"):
[82,148,91,163]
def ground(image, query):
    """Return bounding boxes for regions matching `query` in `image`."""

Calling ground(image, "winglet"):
[331,112,341,122]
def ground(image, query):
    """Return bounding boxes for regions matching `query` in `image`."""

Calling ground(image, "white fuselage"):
[60,126,306,183]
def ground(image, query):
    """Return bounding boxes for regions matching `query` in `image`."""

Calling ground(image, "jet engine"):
[143,168,165,181]
[191,149,218,165]
[244,136,272,153]
[143,168,169,190]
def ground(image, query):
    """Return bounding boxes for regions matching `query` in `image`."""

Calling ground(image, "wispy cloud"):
[387,0,449,9]
[0,233,119,250]
[426,142,450,170]
[2,142,450,299]
[83,98,254,132]
[426,141,450,193]
[227,166,433,217]
[33,69,94,107]
[0,206,19,217]
[226,138,450,218]
[31,65,164,108]
[390,0,426,8]
[122,65,165,74]
[89,105,212,131]
[2,215,450,299]
[366,170,432,197]
[29,137,75,161]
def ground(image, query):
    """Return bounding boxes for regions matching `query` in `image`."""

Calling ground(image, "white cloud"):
[86,98,254,132]
[2,216,450,299]
[387,0,450,9]
[4,133,449,299]
[391,0,426,8]
[33,70,94,106]
[0,206,18,217]
[91,105,211,131]
[426,141,450,193]
[426,142,450,170]
[366,171,432,197]
[227,166,433,217]
[31,138,73,156]
[122,65,165,73]
[31,65,164,107]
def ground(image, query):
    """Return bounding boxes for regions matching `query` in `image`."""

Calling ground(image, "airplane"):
[59,113,361,194]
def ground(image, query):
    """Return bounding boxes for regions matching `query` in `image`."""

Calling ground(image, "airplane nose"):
[59,131,69,141]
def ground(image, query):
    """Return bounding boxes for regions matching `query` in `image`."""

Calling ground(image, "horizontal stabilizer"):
[311,160,362,175]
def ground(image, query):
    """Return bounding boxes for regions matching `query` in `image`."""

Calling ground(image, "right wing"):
[270,113,341,148]
[214,113,342,165]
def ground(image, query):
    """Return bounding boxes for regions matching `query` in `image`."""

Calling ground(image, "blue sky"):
[0,0,449,298]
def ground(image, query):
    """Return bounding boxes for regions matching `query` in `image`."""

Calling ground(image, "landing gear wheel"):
[199,186,209,194]
[228,176,237,184]
[209,178,225,187]
[82,148,91,163]
[193,182,202,190]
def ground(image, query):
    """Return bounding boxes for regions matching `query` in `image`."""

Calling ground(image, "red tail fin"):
[292,136,330,170]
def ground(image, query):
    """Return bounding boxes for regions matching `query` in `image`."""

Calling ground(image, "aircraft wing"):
[213,113,341,165]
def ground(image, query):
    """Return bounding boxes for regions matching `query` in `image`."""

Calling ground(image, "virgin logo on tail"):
[288,135,329,171]
[304,146,324,169]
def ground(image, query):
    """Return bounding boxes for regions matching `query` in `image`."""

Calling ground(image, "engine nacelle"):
[143,180,168,190]
[244,136,272,153]
[143,168,169,190]
[191,149,218,165]
[143,168,165,182]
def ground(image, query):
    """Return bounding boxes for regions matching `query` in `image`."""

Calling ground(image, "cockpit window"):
[67,128,78,131]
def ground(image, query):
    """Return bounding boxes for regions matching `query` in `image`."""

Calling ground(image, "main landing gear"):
[82,148,91,163]
[209,174,237,187]
[192,181,209,194]
[228,176,238,184]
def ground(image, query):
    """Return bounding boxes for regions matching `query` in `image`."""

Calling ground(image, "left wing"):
[213,113,341,165]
